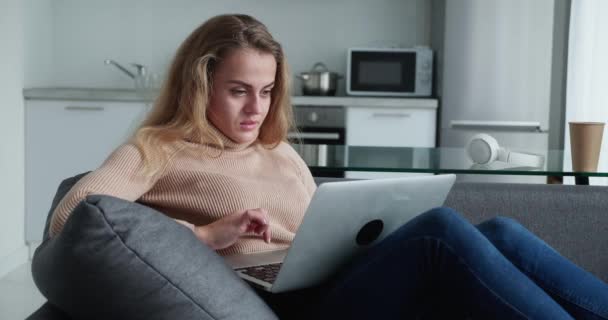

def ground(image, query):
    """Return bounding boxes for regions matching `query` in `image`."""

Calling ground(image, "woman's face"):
[207,48,277,145]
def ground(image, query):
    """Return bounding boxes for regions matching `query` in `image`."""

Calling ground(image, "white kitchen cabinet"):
[25,100,149,242]
[345,105,436,179]
[346,107,436,147]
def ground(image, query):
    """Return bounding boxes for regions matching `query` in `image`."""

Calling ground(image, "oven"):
[289,105,346,178]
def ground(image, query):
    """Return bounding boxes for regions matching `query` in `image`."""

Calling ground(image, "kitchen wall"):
[24,0,53,88]
[0,0,27,277]
[26,0,431,95]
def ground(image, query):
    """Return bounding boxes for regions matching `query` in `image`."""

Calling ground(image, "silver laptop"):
[224,174,456,293]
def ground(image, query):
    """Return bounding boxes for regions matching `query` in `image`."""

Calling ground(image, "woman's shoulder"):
[269,141,301,158]
[114,140,186,157]
[106,141,185,169]
[106,143,144,162]
[270,141,317,193]
[269,141,309,170]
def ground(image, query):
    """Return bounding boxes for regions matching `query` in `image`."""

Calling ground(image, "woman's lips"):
[240,121,258,131]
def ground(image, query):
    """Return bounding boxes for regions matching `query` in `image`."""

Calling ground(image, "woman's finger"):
[253,221,267,233]
[242,209,271,243]
[243,209,269,227]
[251,222,271,243]
[263,228,271,244]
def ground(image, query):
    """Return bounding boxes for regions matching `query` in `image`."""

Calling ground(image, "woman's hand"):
[191,208,272,250]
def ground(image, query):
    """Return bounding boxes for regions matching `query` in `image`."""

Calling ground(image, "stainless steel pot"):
[296,62,342,96]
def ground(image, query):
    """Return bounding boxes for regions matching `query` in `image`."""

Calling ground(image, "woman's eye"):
[231,89,247,96]
[261,89,272,96]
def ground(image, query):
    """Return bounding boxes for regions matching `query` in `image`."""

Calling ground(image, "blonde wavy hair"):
[132,14,294,176]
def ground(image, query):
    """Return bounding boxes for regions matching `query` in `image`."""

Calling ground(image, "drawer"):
[346,107,436,147]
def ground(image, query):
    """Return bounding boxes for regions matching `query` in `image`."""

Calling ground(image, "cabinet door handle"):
[287,132,340,140]
[64,106,105,111]
[371,112,411,118]
[449,120,543,132]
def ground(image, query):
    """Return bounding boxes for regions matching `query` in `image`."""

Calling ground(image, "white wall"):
[24,0,53,88]
[563,0,608,185]
[32,0,430,94]
[0,0,27,277]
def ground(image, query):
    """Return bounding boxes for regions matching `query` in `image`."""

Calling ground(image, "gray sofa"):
[27,176,608,319]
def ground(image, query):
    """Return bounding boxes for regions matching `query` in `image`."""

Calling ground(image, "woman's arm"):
[49,144,166,237]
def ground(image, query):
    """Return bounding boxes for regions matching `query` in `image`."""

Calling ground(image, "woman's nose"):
[245,96,262,114]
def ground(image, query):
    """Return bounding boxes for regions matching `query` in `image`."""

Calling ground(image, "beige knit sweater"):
[49,130,317,256]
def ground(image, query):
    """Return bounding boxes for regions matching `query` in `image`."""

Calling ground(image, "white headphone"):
[465,133,545,167]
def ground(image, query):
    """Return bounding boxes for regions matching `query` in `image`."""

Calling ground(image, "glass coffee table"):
[295,145,607,185]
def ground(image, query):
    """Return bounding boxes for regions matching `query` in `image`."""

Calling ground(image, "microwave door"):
[347,48,432,97]
[349,51,414,94]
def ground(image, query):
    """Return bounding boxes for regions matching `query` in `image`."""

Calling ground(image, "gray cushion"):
[25,302,70,320]
[31,173,277,320]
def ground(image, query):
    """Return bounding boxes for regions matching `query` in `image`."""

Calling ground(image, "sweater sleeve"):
[49,144,164,238]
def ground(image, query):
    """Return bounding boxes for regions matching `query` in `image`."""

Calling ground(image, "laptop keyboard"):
[235,263,283,284]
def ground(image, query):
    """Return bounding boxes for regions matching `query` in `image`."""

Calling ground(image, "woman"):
[49,14,608,319]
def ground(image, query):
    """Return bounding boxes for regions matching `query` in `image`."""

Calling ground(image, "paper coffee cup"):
[569,122,605,172]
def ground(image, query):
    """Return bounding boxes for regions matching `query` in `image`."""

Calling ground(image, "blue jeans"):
[308,208,608,319]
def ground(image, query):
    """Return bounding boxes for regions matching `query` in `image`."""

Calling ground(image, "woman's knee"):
[414,207,471,236]
[388,207,476,244]
[423,207,464,225]
[478,216,527,244]
[391,207,492,253]
[483,216,524,233]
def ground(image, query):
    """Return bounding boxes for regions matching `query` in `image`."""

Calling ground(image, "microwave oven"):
[346,47,433,97]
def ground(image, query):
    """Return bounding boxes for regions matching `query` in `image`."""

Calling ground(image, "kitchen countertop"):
[23,87,155,102]
[23,87,438,109]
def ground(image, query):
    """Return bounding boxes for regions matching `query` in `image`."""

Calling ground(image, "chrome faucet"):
[105,59,156,91]
[104,59,147,79]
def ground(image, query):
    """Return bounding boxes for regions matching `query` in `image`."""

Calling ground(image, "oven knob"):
[308,111,319,123]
